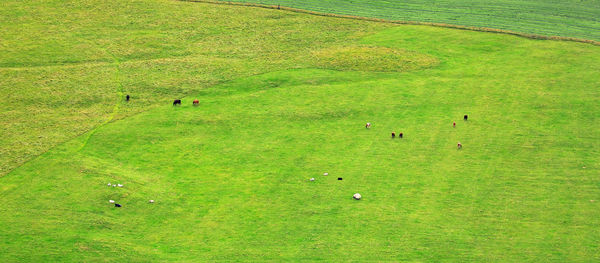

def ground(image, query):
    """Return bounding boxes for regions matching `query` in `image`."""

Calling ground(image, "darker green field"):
[0,0,599,262]
[216,0,600,41]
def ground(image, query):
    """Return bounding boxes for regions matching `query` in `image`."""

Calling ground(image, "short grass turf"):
[1,0,600,262]
[215,0,600,41]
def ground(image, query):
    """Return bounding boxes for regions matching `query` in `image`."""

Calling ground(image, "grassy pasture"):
[0,0,385,175]
[1,0,599,261]
[212,0,600,41]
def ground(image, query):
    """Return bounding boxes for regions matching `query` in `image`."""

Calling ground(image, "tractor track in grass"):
[0,54,202,71]
[76,46,124,152]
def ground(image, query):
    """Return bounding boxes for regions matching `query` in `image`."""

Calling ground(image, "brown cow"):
[193,99,199,106]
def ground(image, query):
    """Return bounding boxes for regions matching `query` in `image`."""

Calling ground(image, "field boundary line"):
[179,0,600,46]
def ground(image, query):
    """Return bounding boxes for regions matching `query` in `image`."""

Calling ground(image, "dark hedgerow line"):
[180,0,600,46]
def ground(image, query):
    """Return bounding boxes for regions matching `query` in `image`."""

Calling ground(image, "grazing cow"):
[399,132,403,138]
[391,132,396,138]
[453,122,456,128]
[464,115,468,121]
[193,99,199,106]
[338,177,343,180]
[173,99,182,106]
[115,203,122,207]
[457,142,462,149]
[365,122,371,129]
[126,94,130,101]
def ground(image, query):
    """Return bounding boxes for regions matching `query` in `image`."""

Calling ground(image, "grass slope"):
[0,0,387,175]
[1,4,599,259]
[211,0,600,41]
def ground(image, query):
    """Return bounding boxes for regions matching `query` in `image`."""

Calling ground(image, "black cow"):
[391,132,396,138]
[115,203,122,207]
[399,132,403,138]
[173,99,182,106]
[126,94,130,101]
[464,115,468,121]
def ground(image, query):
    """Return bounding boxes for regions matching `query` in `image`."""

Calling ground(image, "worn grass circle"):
[311,46,438,72]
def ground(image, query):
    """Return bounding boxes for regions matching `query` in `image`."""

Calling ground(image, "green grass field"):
[215,0,600,41]
[1,0,599,261]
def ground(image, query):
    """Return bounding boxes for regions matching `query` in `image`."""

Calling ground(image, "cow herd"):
[120,95,468,205]
[172,99,200,106]
[369,114,468,149]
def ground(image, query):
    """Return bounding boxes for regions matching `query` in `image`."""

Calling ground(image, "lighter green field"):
[1,0,599,262]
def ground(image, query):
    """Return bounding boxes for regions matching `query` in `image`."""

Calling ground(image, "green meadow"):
[1,0,599,261]
[217,0,600,41]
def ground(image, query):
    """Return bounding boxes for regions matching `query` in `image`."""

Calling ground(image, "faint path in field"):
[0,55,197,71]
[0,61,113,71]
[76,46,124,152]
